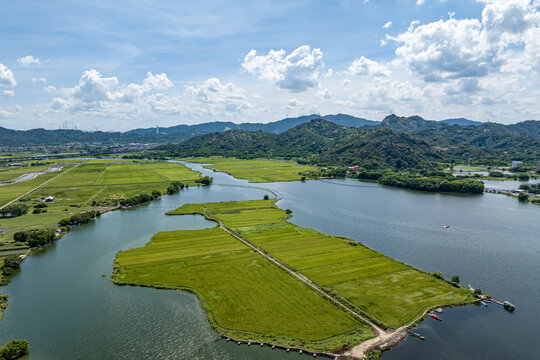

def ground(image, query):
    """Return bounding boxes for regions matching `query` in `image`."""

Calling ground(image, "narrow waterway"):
[0,163,538,359]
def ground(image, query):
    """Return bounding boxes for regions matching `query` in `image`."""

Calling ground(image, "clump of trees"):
[167,181,185,194]
[0,340,29,360]
[518,173,530,181]
[378,173,484,194]
[13,229,56,247]
[195,176,213,186]
[58,210,100,227]
[0,204,29,218]
[119,193,153,207]
[263,195,269,200]
[151,190,161,199]
[432,271,444,280]
[518,193,529,202]
[1,256,22,277]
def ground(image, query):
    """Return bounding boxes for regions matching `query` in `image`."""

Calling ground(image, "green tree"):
[518,193,529,202]
[518,173,530,181]
[263,195,269,200]
[451,275,460,285]
[0,204,28,218]
[151,190,161,199]
[432,271,444,280]
[0,339,29,360]
[285,209,292,214]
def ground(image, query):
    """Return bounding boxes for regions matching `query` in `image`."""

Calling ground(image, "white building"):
[511,161,523,168]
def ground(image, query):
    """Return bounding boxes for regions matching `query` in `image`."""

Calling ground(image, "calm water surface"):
[0,163,538,359]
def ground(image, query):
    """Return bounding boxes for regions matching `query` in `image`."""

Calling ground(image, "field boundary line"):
[324,269,410,287]
[298,255,384,271]
[94,167,106,185]
[87,186,106,203]
[0,160,87,211]
[139,162,171,182]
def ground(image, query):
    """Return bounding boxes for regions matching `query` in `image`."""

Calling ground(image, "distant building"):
[537,161,540,171]
[346,165,362,173]
[511,161,524,168]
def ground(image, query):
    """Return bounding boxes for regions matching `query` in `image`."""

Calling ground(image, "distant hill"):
[0,126,153,146]
[441,118,482,126]
[127,113,377,137]
[318,129,441,168]
[158,118,442,169]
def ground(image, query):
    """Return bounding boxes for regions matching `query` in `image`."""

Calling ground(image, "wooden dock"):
[219,335,337,358]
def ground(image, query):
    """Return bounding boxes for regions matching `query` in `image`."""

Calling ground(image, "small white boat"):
[443,225,450,229]
[435,307,443,313]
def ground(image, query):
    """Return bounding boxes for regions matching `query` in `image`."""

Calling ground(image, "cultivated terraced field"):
[170,200,474,329]
[183,157,318,182]
[113,227,372,351]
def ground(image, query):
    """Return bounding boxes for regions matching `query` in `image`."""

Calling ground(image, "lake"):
[0,163,538,359]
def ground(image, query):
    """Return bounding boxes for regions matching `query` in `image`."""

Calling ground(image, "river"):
[0,162,538,359]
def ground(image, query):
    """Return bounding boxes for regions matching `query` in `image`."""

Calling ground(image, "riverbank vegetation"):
[167,200,474,330]
[0,340,29,360]
[113,227,373,352]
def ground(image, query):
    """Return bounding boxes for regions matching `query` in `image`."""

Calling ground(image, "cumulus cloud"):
[185,78,253,114]
[17,55,40,67]
[390,0,540,81]
[0,63,17,87]
[348,56,391,77]
[50,70,175,114]
[342,79,352,88]
[3,90,15,98]
[383,21,392,29]
[242,45,324,92]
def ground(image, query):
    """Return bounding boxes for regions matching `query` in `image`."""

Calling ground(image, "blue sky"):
[0,0,538,130]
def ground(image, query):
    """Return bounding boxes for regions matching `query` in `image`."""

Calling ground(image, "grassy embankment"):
[182,157,319,182]
[167,200,475,330]
[0,160,203,302]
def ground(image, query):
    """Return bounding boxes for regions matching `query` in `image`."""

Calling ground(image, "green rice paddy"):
[169,200,474,329]
[113,227,372,351]
[183,157,318,182]
[0,160,202,246]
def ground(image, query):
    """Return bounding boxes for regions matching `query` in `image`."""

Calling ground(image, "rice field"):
[182,157,318,182]
[113,227,372,351]
[0,160,202,246]
[171,200,474,329]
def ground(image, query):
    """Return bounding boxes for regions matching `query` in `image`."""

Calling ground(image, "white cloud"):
[383,21,392,29]
[342,79,352,88]
[0,106,13,118]
[348,56,391,77]
[390,0,540,81]
[3,90,15,98]
[185,78,254,115]
[0,63,17,87]
[242,45,324,92]
[317,88,332,100]
[17,55,40,67]
[50,70,175,114]
[32,77,47,83]
[417,0,426,5]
